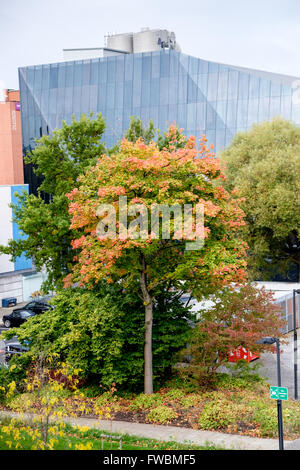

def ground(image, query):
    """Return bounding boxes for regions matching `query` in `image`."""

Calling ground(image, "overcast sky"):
[1,0,300,89]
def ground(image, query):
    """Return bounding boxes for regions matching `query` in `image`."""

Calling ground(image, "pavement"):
[256,331,299,399]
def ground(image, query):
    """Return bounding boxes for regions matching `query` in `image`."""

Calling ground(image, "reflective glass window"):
[90,60,99,85]
[260,79,271,98]
[258,97,270,122]
[249,76,260,99]
[81,86,90,113]
[168,104,177,123]
[208,62,219,73]
[217,72,228,100]
[177,103,187,128]
[107,57,116,82]
[187,75,197,103]
[170,52,179,77]
[179,54,189,74]
[228,71,239,100]
[149,106,159,126]
[226,100,237,128]
[160,77,169,105]
[115,81,124,108]
[158,105,168,130]
[270,82,281,97]
[42,65,50,89]
[57,65,66,89]
[142,54,151,80]
[247,98,259,126]
[150,78,160,106]
[73,87,81,113]
[82,61,91,85]
[207,73,218,101]
[292,103,300,124]
[99,59,108,82]
[151,53,160,78]
[74,62,82,87]
[187,103,196,130]
[188,56,198,75]
[132,80,142,107]
[216,100,227,128]
[238,73,249,100]
[124,80,133,108]
[269,97,281,118]
[98,83,106,109]
[197,74,208,100]
[34,66,42,90]
[141,80,151,107]
[198,59,208,74]
[281,95,292,119]
[106,82,115,109]
[49,88,57,114]
[196,102,206,130]
[133,55,142,81]
[89,85,98,112]
[168,77,178,105]
[237,99,248,128]
[116,56,125,82]
[160,52,170,77]
[65,62,74,87]
[178,74,187,104]
[206,102,216,129]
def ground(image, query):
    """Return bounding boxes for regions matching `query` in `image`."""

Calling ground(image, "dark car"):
[0,339,30,368]
[2,299,53,328]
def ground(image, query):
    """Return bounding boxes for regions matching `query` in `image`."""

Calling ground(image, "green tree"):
[125,116,188,150]
[66,128,247,393]
[0,113,106,291]
[220,118,300,281]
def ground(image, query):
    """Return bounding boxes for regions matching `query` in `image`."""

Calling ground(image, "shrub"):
[181,394,201,408]
[147,405,177,424]
[252,404,278,437]
[129,393,163,411]
[198,401,236,430]
[95,391,118,407]
[6,393,33,411]
[164,389,186,401]
[8,284,193,391]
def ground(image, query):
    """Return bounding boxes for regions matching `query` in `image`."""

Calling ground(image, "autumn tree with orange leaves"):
[65,127,247,394]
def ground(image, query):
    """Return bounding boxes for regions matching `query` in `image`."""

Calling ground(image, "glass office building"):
[19,49,300,190]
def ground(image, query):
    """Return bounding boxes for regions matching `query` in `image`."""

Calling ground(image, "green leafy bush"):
[164,389,186,401]
[147,405,177,424]
[181,394,201,408]
[129,393,163,411]
[5,283,193,391]
[198,401,236,430]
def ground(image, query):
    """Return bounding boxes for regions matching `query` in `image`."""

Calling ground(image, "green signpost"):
[270,386,288,401]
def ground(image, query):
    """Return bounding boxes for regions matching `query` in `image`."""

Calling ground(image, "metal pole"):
[276,338,284,451]
[293,290,298,400]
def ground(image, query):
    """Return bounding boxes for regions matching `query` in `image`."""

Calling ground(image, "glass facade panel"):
[19,48,299,191]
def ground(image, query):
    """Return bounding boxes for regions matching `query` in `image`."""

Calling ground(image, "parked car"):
[0,339,29,368]
[2,299,53,328]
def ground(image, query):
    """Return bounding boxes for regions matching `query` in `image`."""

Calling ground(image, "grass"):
[0,419,221,450]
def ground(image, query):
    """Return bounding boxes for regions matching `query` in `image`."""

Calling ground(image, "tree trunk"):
[139,254,153,394]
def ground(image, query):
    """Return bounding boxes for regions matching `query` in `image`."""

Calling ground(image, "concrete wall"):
[0,272,23,303]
